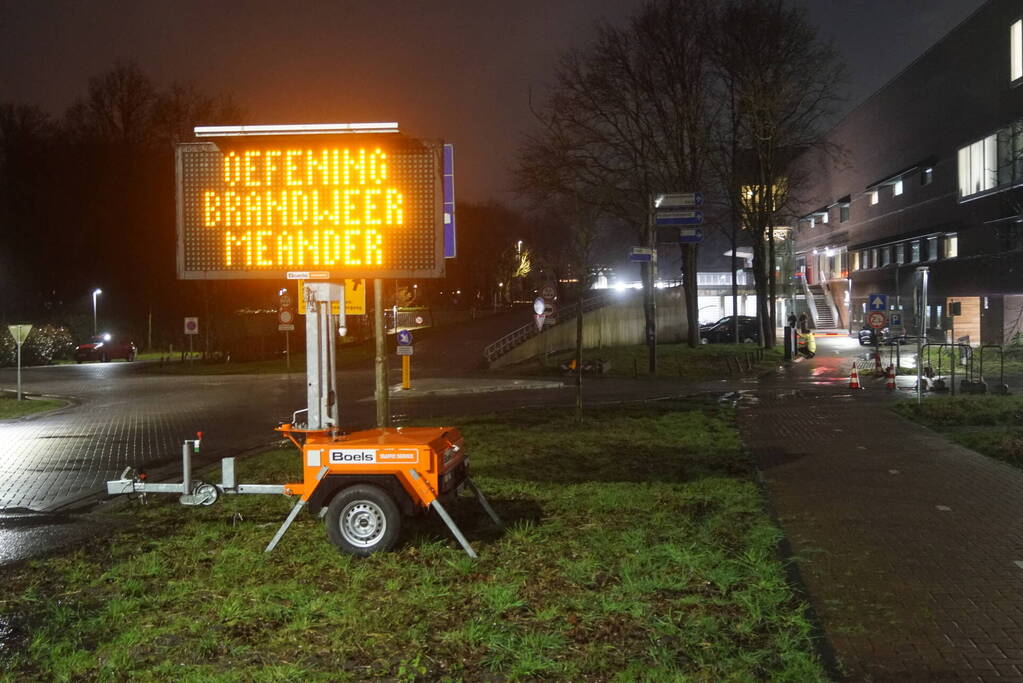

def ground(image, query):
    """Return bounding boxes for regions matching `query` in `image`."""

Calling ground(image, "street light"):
[92,289,102,336]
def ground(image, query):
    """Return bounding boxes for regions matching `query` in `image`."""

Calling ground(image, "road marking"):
[857,446,867,450]
[889,469,900,474]
[936,505,952,512]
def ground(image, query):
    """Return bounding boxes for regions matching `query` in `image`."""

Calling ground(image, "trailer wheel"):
[325,484,401,556]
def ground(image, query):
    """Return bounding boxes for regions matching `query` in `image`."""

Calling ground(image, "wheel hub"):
[340,501,386,547]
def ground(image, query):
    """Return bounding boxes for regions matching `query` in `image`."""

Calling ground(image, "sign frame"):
[175,133,446,281]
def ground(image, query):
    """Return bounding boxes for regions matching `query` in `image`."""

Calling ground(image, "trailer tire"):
[325,484,401,556]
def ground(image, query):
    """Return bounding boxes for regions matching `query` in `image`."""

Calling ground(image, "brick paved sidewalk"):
[740,393,1023,682]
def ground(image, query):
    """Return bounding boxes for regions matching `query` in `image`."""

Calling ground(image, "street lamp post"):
[92,289,102,336]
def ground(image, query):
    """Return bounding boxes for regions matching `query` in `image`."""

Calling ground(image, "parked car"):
[700,315,760,344]
[74,334,137,362]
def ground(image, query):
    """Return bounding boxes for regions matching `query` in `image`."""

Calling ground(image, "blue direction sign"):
[629,246,655,262]
[656,192,703,208]
[397,329,413,346]
[868,293,888,311]
[678,228,703,244]
[655,210,703,227]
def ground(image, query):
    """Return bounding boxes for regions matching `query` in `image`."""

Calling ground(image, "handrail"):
[483,293,613,363]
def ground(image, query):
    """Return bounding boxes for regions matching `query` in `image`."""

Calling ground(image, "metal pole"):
[374,279,390,427]
[16,343,22,402]
[92,294,97,336]
[916,266,928,405]
[285,330,290,371]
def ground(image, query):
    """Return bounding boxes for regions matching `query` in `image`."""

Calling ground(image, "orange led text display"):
[202,148,402,268]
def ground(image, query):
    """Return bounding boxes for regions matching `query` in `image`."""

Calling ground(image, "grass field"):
[141,345,373,376]
[508,343,784,381]
[0,400,824,681]
[0,395,65,420]
[895,395,1023,466]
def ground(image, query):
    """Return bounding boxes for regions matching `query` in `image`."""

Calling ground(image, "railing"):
[483,293,613,364]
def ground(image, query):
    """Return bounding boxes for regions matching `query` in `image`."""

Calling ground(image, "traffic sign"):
[397,345,414,356]
[540,283,557,300]
[678,228,704,244]
[629,246,655,262]
[397,329,413,346]
[654,210,703,227]
[7,324,31,346]
[868,293,888,311]
[867,311,887,329]
[655,192,703,208]
[184,317,199,335]
[278,324,295,332]
[889,312,903,327]
[278,309,294,325]
[533,297,546,315]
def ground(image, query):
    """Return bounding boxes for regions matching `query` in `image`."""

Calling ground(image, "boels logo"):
[330,449,377,464]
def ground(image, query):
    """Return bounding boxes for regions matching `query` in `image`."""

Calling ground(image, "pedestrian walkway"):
[740,392,1023,681]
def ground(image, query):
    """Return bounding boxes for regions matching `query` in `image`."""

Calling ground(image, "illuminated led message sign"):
[176,135,444,280]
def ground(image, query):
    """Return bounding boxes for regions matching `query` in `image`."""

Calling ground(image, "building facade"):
[793,0,1023,344]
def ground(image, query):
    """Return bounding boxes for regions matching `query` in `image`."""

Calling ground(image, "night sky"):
[0,0,987,203]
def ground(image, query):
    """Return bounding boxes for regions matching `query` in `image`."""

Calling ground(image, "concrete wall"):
[491,288,687,368]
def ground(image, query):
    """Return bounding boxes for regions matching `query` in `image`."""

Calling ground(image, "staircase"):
[808,283,839,329]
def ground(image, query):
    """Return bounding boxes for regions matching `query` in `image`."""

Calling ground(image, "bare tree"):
[519,0,717,367]
[712,0,844,347]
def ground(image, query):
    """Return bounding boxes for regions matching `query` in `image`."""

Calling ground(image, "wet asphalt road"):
[0,326,874,566]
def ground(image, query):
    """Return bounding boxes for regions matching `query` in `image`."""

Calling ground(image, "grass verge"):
[506,343,784,380]
[894,395,1023,466]
[141,345,373,376]
[0,400,823,681]
[0,395,65,419]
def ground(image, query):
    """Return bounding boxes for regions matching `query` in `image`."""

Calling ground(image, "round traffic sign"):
[867,311,887,329]
[540,284,556,300]
[533,297,546,315]
[280,293,293,308]
[279,310,294,325]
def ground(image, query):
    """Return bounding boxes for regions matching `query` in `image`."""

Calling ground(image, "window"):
[927,236,939,261]
[840,203,850,222]
[868,190,879,205]
[1013,20,1022,82]
[880,247,891,267]
[871,248,879,267]
[911,240,921,263]
[895,243,905,264]
[893,179,904,196]
[819,211,829,224]
[921,167,933,185]
[945,234,958,258]
[851,251,860,271]
[958,134,998,197]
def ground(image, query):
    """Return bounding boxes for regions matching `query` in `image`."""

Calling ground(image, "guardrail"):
[483,293,612,364]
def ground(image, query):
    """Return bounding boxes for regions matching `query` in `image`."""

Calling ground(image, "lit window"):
[893,179,904,196]
[958,134,998,197]
[1013,20,1022,82]
[869,190,879,205]
[946,233,958,258]
[840,203,850,222]
[881,247,891,267]
[927,236,938,261]
[852,251,860,270]
[871,248,879,266]
[820,212,829,224]
[921,167,933,186]
[895,243,904,264]
[911,240,921,263]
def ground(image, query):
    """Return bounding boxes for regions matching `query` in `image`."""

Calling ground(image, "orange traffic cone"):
[886,366,896,391]
[849,367,863,390]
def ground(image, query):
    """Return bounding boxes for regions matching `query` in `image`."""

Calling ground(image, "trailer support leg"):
[431,499,477,559]
[465,476,504,529]
[264,499,306,553]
